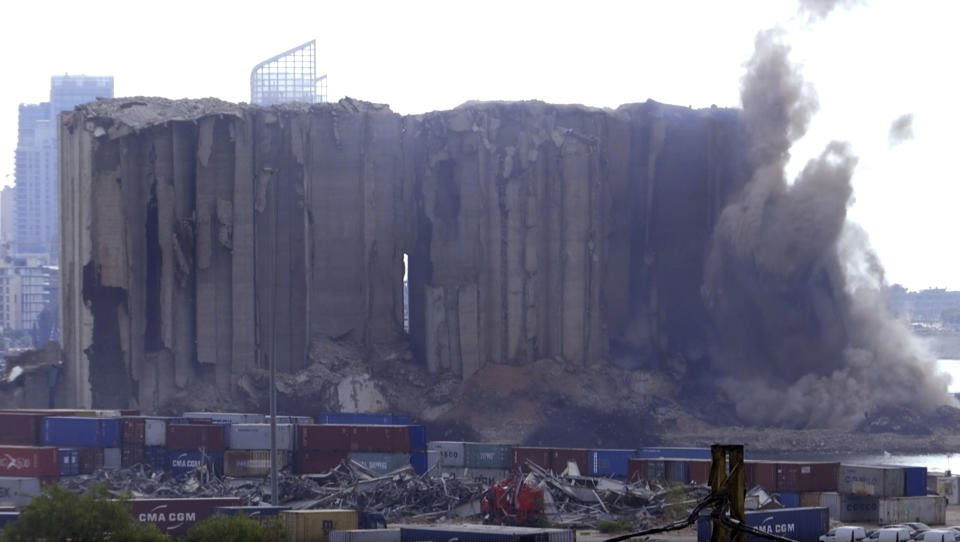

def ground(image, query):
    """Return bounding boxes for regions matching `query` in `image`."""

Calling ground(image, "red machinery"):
[481,475,545,525]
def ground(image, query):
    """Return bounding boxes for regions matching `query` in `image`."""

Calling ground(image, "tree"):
[2,484,169,542]
[182,513,285,542]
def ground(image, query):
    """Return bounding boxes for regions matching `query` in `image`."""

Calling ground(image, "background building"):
[250,40,327,106]
[0,257,57,337]
[13,75,113,264]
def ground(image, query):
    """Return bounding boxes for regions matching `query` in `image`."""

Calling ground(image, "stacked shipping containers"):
[822,464,940,525]
[296,425,411,475]
[430,442,514,485]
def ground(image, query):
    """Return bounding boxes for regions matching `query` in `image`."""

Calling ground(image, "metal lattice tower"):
[250,40,327,106]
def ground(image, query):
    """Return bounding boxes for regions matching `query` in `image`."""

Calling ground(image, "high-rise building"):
[13,75,113,264]
[0,257,57,335]
[250,40,327,106]
[1,186,16,251]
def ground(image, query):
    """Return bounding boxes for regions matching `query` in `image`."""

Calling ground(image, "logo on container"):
[0,455,31,470]
[758,517,797,535]
[139,504,196,531]
[171,455,204,469]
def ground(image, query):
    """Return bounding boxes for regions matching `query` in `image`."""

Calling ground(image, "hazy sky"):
[1,0,956,290]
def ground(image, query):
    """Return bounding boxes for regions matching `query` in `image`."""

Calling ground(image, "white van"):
[923,531,957,542]
[821,527,868,542]
[878,527,914,542]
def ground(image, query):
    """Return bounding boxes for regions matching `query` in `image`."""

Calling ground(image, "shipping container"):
[928,472,943,495]
[0,445,58,477]
[215,505,290,518]
[297,425,410,453]
[776,462,839,492]
[295,451,348,474]
[400,524,574,542]
[223,450,291,477]
[282,509,358,542]
[348,452,412,474]
[317,413,410,425]
[266,415,314,425]
[838,465,905,497]
[41,417,120,447]
[0,413,43,445]
[166,450,224,477]
[437,466,512,487]
[465,443,513,469]
[121,417,146,444]
[145,419,167,446]
[229,424,294,451]
[642,460,667,481]
[819,492,879,523]
[183,412,266,424]
[145,447,166,471]
[588,449,634,478]
[904,467,928,497]
[130,497,241,535]
[636,447,711,460]
[57,448,79,476]
[408,425,427,451]
[800,492,821,508]
[0,478,43,507]
[690,460,711,485]
[166,423,227,451]
[747,461,779,491]
[411,451,438,475]
[331,529,402,542]
[78,447,104,474]
[778,492,800,508]
[122,443,145,467]
[696,507,830,542]
[627,458,644,482]
[428,441,465,467]
[104,448,121,469]
[667,460,690,483]
[513,447,552,471]
[878,496,946,526]
[550,448,589,475]
[0,512,19,529]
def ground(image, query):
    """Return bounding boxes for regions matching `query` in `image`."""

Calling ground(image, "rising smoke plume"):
[888,113,915,147]
[797,0,862,21]
[702,25,953,429]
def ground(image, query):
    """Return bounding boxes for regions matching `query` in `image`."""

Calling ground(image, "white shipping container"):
[267,415,313,425]
[428,441,465,467]
[145,419,167,446]
[820,492,879,523]
[838,465,905,497]
[936,477,960,504]
[331,529,401,542]
[228,424,294,451]
[437,466,511,486]
[104,448,121,469]
[879,496,946,525]
[0,477,43,507]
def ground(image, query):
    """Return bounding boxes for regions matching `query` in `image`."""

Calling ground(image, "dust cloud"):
[889,114,915,147]
[701,24,953,429]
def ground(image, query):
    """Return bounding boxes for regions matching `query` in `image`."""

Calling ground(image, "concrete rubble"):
[58,96,749,416]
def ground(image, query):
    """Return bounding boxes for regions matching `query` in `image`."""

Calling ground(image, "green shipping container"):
[463,443,512,469]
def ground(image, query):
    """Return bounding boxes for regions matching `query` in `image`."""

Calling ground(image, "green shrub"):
[182,513,285,542]
[596,519,634,533]
[2,483,169,542]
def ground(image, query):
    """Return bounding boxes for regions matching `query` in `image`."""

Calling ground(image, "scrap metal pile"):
[56,458,706,529]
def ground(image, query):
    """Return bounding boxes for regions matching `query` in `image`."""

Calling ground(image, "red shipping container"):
[78,447,104,474]
[297,425,410,453]
[0,413,44,445]
[776,461,839,492]
[627,458,645,482]
[0,445,58,477]
[165,424,226,451]
[690,460,711,485]
[294,451,347,474]
[122,443,145,467]
[121,417,146,444]
[746,460,778,490]
[130,497,241,535]
[513,447,552,471]
[550,448,589,474]
[120,409,141,417]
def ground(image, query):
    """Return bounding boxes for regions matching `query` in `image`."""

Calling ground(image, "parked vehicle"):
[922,531,958,542]
[878,527,914,542]
[821,527,867,542]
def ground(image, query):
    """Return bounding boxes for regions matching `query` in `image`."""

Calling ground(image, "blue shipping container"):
[144,447,166,471]
[904,467,928,497]
[636,447,712,460]
[215,506,290,518]
[166,450,224,477]
[57,448,80,476]
[0,513,20,529]
[778,492,801,508]
[100,419,122,448]
[411,451,428,474]
[408,425,427,451]
[589,450,634,477]
[696,507,830,542]
[317,412,411,425]
[42,417,103,447]
[401,525,574,542]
